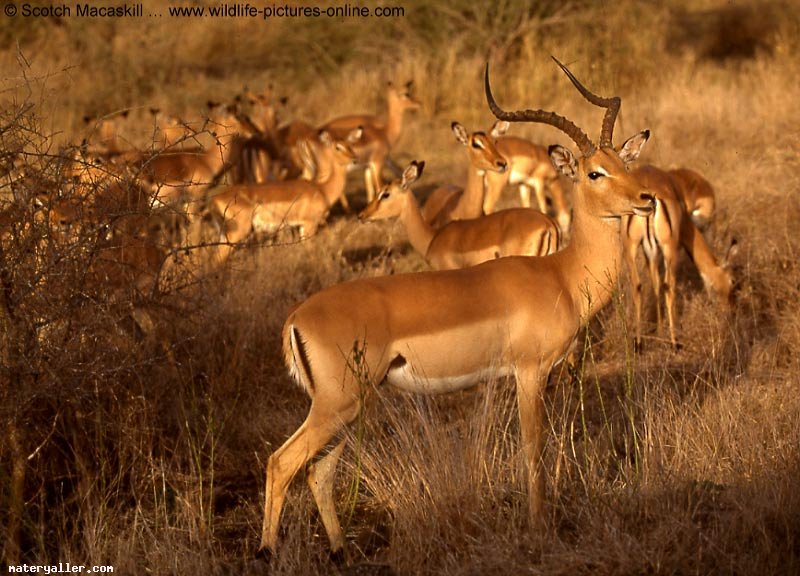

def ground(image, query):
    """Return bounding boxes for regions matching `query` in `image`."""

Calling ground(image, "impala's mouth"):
[632,193,656,216]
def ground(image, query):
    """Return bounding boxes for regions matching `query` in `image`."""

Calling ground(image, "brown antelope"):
[623,165,732,350]
[421,122,509,228]
[360,160,560,270]
[148,108,194,150]
[133,105,250,209]
[257,57,655,557]
[484,120,572,233]
[83,111,132,156]
[237,87,280,135]
[207,128,360,241]
[321,81,421,202]
[668,167,715,229]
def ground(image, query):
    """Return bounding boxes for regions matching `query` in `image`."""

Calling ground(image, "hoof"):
[671,341,684,353]
[254,547,273,564]
[633,339,644,354]
[328,547,346,566]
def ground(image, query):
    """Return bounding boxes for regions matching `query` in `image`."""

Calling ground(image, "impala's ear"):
[346,126,363,144]
[451,122,469,146]
[490,120,510,138]
[297,139,318,178]
[617,129,650,166]
[548,144,579,180]
[401,161,424,189]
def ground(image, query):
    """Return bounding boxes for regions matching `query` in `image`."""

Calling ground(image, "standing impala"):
[421,121,509,228]
[322,81,421,202]
[623,165,732,350]
[258,58,655,558]
[360,160,560,270]
[483,120,572,233]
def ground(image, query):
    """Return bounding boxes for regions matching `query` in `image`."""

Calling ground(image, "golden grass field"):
[2,0,800,574]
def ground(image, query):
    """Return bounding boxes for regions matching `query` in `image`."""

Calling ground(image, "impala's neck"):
[400,192,435,258]
[384,98,408,148]
[205,133,238,174]
[315,161,350,207]
[559,194,626,322]
[451,164,486,220]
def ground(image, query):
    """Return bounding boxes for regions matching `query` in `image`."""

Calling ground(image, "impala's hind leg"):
[307,439,347,554]
[260,401,359,554]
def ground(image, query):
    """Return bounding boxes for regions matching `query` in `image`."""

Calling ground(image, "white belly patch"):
[385,361,512,394]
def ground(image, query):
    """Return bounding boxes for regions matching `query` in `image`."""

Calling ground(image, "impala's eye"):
[472,140,484,149]
[379,191,391,200]
[588,171,604,180]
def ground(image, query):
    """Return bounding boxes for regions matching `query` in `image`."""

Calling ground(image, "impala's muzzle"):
[632,193,656,216]
[358,205,375,221]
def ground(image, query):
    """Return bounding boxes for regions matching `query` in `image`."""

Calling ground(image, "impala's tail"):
[282,312,315,395]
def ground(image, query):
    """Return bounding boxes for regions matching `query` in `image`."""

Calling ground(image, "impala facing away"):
[669,167,715,229]
[623,165,732,350]
[258,57,655,558]
[421,121,508,228]
[322,81,421,202]
[484,120,572,233]
[360,160,560,270]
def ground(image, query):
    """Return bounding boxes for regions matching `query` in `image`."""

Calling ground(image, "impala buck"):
[484,120,572,233]
[360,160,560,270]
[623,165,732,350]
[421,121,509,228]
[258,56,656,559]
[207,127,360,242]
[322,81,421,202]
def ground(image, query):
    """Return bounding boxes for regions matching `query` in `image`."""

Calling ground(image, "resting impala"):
[321,81,421,202]
[207,128,360,240]
[258,57,655,558]
[623,165,732,350]
[483,120,572,233]
[421,122,509,228]
[134,105,251,208]
[359,160,560,270]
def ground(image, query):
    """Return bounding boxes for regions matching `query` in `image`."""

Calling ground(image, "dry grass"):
[2,1,800,574]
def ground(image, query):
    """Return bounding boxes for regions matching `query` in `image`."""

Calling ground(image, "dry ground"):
[2,1,800,574]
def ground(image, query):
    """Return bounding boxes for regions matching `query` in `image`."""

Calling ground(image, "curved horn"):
[550,56,620,149]
[484,64,596,157]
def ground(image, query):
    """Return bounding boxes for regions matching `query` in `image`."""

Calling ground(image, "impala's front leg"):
[515,366,547,523]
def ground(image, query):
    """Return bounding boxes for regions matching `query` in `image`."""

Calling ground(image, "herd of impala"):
[9,56,736,559]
